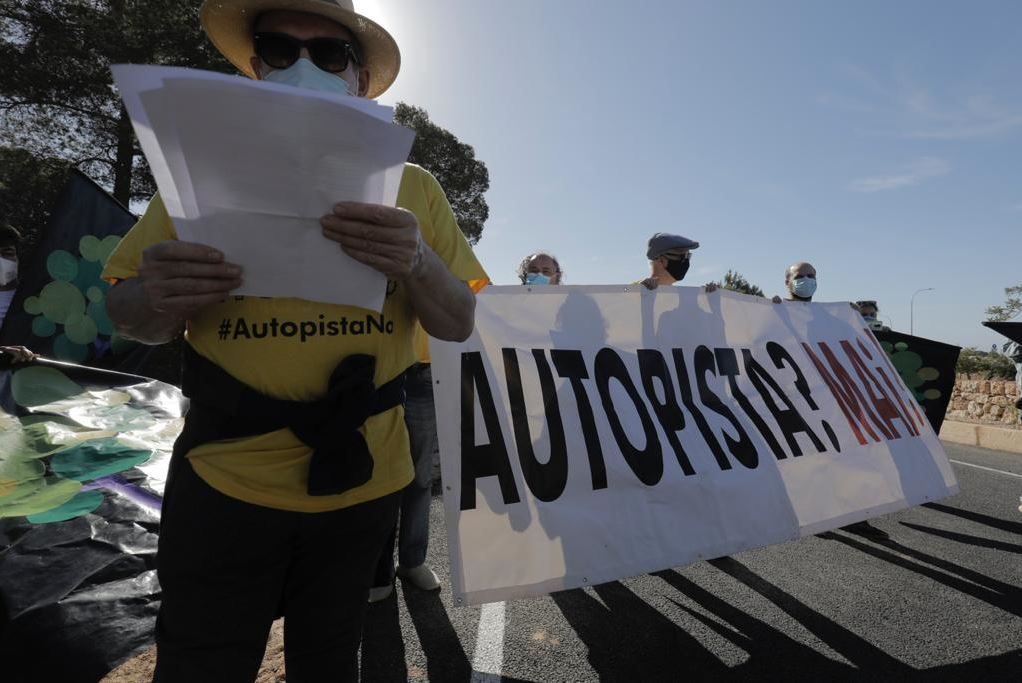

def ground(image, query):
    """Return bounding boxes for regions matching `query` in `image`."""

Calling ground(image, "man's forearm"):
[403,246,475,342]
[107,278,184,345]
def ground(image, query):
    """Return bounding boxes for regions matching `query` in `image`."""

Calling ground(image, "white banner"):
[430,286,958,606]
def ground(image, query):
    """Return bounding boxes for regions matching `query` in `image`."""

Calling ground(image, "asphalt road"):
[359,442,1022,682]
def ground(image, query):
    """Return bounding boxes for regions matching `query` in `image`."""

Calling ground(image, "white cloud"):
[820,65,1022,140]
[848,157,950,193]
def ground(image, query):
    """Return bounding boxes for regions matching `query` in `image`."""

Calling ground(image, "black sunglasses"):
[253,32,363,74]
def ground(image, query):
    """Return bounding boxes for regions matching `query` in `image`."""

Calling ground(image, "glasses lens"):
[308,38,352,73]
[255,33,299,69]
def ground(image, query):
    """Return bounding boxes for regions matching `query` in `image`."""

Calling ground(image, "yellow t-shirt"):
[412,324,432,364]
[103,164,488,512]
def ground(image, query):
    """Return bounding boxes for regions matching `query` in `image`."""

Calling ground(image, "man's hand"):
[320,202,424,280]
[772,295,783,304]
[640,277,659,290]
[137,242,242,319]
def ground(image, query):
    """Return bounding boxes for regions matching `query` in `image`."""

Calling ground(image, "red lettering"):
[840,340,913,439]
[801,342,882,446]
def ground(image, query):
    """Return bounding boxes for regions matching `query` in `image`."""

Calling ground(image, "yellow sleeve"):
[417,168,489,293]
[102,193,178,283]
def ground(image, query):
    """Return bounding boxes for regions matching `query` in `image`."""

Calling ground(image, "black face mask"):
[665,258,690,282]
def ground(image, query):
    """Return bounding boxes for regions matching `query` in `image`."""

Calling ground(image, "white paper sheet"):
[111,65,415,311]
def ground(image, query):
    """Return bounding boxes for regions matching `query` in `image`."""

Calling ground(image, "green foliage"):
[0,147,70,260]
[708,270,765,297]
[394,103,490,244]
[955,347,1017,379]
[0,0,233,205]
[985,284,1022,322]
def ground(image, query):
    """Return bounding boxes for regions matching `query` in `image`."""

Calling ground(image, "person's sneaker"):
[841,520,890,541]
[368,583,393,603]
[397,563,441,591]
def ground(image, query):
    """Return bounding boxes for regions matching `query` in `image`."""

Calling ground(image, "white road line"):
[470,601,506,682]
[949,459,1022,480]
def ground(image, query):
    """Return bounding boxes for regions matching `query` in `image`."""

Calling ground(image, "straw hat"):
[200,0,400,98]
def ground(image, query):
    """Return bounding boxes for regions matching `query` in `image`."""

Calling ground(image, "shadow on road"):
[819,531,1022,619]
[923,502,1022,536]
[361,585,537,683]
[899,521,1022,555]
[704,557,912,677]
[552,580,728,682]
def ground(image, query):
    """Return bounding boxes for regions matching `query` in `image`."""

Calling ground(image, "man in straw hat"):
[102,1,488,679]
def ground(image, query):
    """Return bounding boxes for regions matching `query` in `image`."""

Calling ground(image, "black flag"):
[0,171,152,373]
[874,329,961,434]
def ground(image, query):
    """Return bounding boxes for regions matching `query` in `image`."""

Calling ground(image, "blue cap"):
[646,232,700,260]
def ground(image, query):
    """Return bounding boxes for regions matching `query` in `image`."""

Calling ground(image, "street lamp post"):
[910,287,935,335]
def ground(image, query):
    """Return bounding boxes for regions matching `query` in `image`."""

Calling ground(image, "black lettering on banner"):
[350,320,365,335]
[460,352,521,511]
[769,342,840,452]
[743,346,826,457]
[594,348,663,486]
[709,348,760,469]
[300,321,317,342]
[671,349,731,471]
[252,322,269,339]
[550,349,608,490]
[367,315,386,334]
[637,349,696,476]
[269,318,280,336]
[693,345,756,471]
[280,321,297,337]
[502,348,569,502]
[232,317,250,340]
[842,339,916,438]
[327,321,340,335]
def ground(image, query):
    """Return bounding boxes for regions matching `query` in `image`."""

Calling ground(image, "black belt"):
[175,344,406,496]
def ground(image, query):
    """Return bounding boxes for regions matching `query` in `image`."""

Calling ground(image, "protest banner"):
[431,286,958,606]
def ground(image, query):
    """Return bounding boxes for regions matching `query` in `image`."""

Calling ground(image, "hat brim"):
[200,0,400,99]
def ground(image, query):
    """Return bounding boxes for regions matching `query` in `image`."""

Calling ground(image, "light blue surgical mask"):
[791,277,817,299]
[862,314,877,322]
[263,58,356,96]
[525,272,551,285]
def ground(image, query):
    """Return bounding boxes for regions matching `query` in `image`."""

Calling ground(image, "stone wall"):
[946,373,1021,425]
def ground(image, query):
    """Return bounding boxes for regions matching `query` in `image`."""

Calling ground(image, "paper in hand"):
[112,65,415,311]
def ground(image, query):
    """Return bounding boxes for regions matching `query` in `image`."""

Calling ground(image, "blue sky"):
[369,0,1021,349]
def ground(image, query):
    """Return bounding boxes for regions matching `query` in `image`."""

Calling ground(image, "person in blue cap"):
[639,232,715,291]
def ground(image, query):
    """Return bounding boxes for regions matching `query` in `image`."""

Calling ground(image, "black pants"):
[153,459,400,683]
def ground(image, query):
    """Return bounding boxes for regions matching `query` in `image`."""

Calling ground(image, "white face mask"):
[263,58,357,97]
[0,257,17,286]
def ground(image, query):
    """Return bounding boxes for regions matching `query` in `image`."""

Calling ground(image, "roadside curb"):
[939,419,1022,455]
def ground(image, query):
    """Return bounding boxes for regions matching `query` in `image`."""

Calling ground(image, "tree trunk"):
[112,105,134,205]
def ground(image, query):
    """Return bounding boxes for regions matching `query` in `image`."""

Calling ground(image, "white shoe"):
[368,583,393,603]
[397,563,441,591]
